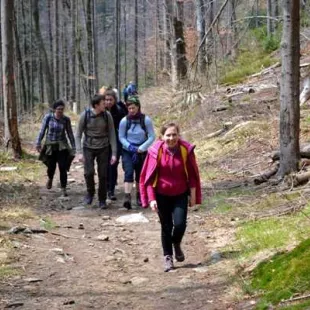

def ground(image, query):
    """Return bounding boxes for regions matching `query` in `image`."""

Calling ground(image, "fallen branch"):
[50,232,81,239]
[212,106,227,112]
[250,62,280,78]
[280,293,310,305]
[289,171,310,187]
[271,150,310,161]
[254,164,279,185]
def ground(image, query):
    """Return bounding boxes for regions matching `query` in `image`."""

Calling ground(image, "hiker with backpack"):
[75,94,117,209]
[126,81,138,96]
[118,95,155,209]
[139,123,202,272]
[36,100,76,197]
[103,89,127,201]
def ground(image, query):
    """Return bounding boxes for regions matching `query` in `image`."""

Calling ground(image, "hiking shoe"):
[123,193,132,210]
[174,243,185,262]
[61,188,68,197]
[108,192,117,201]
[164,255,174,272]
[136,192,142,207]
[46,178,53,189]
[99,201,108,210]
[84,194,94,205]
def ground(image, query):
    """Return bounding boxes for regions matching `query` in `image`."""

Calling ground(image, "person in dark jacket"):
[36,100,76,197]
[75,94,117,209]
[103,89,127,200]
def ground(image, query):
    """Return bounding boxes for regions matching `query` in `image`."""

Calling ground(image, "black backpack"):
[125,114,147,138]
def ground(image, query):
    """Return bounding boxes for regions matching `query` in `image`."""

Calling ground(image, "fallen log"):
[288,171,310,187]
[212,106,227,112]
[271,150,310,161]
[254,163,279,185]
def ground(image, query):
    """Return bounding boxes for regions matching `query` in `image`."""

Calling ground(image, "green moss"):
[0,266,21,278]
[220,52,277,85]
[250,239,310,307]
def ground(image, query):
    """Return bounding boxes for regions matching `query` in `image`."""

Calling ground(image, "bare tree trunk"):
[278,0,300,177]
[13,6,27,113]
[38,53,44,104]
[134,0,138,87]
[47,0,54,97]
[54,0,60,98]
[196,0,206,75]
[267,0,275,36]
[123,0,127,85]
[70,0,76,104]
[63,0,70,100]
[93,0,98,91]
[143,0,147,87]
[33,0,54,106]
[21,0,31,109]
[115,0,121,92]
[155,0,159,85]
[1,0,22,157]
[86,0,95,99]
[173,0,187,84]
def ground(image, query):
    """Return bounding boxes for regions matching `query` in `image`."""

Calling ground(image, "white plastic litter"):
[116,212,149,224]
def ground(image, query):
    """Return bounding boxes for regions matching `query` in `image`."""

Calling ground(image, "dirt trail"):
[0,160,240,310]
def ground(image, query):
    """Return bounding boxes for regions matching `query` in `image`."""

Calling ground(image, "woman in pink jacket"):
[140,123,201,272]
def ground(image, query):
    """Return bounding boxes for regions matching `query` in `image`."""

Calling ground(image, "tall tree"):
[54,0,60,98]
[86,0,95,98]
[1,0,22,157]
[278,0,300,177]
[134,0,138,87]
[196,0,206,75]
[70,0,77,105]
[115,0,121,92]
[33,0,55,106]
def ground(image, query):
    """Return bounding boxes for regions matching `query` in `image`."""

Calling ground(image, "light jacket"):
[139,139,202,208]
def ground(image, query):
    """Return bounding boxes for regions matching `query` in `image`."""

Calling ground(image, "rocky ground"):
[0,161,245,310]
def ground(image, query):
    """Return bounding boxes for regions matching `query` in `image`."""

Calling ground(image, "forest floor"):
[3,55,310,309]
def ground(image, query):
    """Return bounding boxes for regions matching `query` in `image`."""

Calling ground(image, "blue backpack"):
[127,83,137,96]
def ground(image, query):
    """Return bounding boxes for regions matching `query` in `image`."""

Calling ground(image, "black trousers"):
[157,192,188,256]
[107,141,122,195]
[83,147,109,202]
[47,149,68,188]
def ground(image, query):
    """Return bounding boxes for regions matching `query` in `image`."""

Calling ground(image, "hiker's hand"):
[189,194,196,207]
[150,200,158,212]
[110,155,117,165]
[77,154,84,163]
[36,145,41,153]
[128,144,138,153]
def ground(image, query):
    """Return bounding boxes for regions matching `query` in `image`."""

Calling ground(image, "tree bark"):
[33,0,55,106]
[54,0,60,98]
[278,0,300,177]
[1,0,22,157]
[134,0,138,87]
[70,0,76,104]
[196,0,206,75]
[115,0,121,92]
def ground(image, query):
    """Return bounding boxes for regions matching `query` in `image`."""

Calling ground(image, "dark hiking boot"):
[108,192,117,201]
[164,255,174,272]
[84,194,94,205]
[61,188,68,197]
[99,201,108,210]
[46,178,53,189]
[123,193,132,210]
[174,243,185,262]
[136,192,142,207]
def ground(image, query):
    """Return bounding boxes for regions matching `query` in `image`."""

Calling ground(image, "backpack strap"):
[125,114,148,139]
[152,145,188,188]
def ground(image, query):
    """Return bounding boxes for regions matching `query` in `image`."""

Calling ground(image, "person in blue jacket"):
[118,95,155,209]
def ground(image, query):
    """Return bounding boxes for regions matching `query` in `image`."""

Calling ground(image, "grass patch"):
[236,204,310,259]
[0,150,44,183]
[40,217,57,230]
[0,265,21,278]
[281,300,310,310]
[220,51,277,85]
[250,238,310,309]
[0,207,35,222]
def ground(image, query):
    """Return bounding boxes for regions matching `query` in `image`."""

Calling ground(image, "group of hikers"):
[35,83,202,272]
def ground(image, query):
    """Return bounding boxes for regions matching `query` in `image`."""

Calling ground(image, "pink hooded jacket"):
[139,139,202,208]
